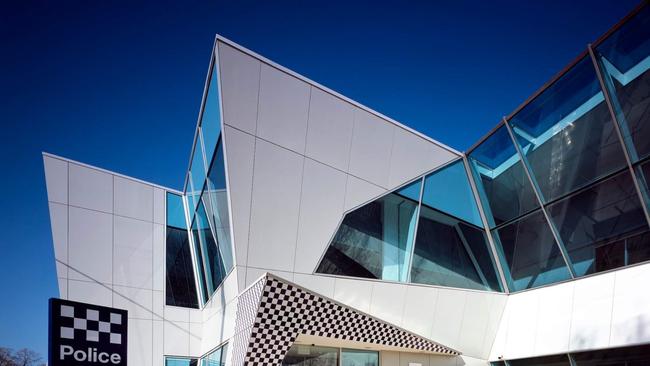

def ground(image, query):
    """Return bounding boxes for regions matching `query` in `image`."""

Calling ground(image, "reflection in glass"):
[193,201,227,297]
[421,160,483,227]
[494,210,571,291]
[204,140,233,273]
[509,56,627,202]
[572,343,650,365]
[166,192,187,230]
[468,126,540,227]
[166,358,198,366]
[316,180,421,282]
[166,226,199,308]
[282,345,338,366]
[201,63,222,165]
[340,349,378,366]
[548,171,650,276]
[596,5,650,161]
[508,354,570,366]
[190,217,209,304]
[201,343,228,366]
[410,206,502,291]
[189,134,207,214]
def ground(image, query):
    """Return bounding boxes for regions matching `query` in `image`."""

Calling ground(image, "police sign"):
[49,298,128,366]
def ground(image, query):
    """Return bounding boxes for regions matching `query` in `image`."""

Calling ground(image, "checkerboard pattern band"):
[232,275,459,365]
[59,304,123,344]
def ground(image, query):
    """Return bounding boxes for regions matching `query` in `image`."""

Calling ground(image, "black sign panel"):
[49,298,128,366]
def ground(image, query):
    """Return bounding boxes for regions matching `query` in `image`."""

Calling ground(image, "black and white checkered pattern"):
[59,303,123,344]
[232,274,459,365]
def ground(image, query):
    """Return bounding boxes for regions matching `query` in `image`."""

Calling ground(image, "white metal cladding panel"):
[348,108,395,188]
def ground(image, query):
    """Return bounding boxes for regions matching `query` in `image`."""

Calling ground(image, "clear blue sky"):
[0,0,639,357]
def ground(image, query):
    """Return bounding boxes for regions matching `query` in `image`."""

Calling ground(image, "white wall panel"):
[152,224,165,292]
[381,351,399,365]
[218,41,261,135]
[611,264,650,346]
[113,216,153,289]
[69,163,113,213]
[344,175,386,212]
[68,280,112,307]
[68,206,113,283]
[113,285,153,320]
[569,272,615,351]
[431,289,467,351]
[503,290,538,359]
[44,155,68,204]
[49,202,68,279]
[348,109,395,188]
[332,277,373,313]
[458,291,491,358]
[114,176,153,222]
[305,87,354,171]
[292,274,336,298]
[165,306,190,323]
[533,283,573,355]
[189,322,203,357]
[223,126,255,270]
[128,319,153,366]
[257,64,310,153]
[294,159,347,274]
[389,128,458,188]
[247,139,303,271]
[245,267,294,288]
[164,321,190,356]
[153,291,164,320]
[370,282,406,327]
[481,294,507,359]
[153,188,165,225]
[402,285,438,338]
[399,352,429,366]
[153,320,163,366]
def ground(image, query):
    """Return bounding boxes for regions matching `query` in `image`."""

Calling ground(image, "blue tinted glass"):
[166,358,198,366]
[166,192,187,229]
[317,181,421,282]
[189,133,207,213]
[201,63,222,165]
[205,141,233,272]
[596,5,650,162]
[194,200,226,297]
[341,349,378,366]
[509,56,627,202]
[421,160,483,227]
[190,217,209,304]
[166,226,198,308]
[493,209,571,291]
[396,178,422,201]
[469,126,539,227]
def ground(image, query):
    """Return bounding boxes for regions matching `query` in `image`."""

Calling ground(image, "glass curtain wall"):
[281,345,378,366]
[184,55,234,305]
[200,343,229,366]
[317,160,503,292]
[495,343,650,365]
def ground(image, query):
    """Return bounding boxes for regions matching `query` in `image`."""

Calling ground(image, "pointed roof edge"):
[213,34,463,158]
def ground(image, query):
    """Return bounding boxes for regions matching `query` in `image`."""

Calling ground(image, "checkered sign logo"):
[49,298,128,366]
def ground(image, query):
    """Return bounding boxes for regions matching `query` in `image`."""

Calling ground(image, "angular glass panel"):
[282,345,338,366]
[166,226,199,308]
[188,133,207,214]
[468,125,540,227]
[421,160,483,227]
[193,201,226,297]
[201,62,222,164]
[508,354,570,366]
[548,171,650,276]
[596,5,650,162]
[190,217,209,304]
[494,209,571,291]
[201,343,228,366]
[341,349,378,366]
[510,56,627,202]
[573,343,650,365]
[167,192,187,230]
[410,206,502,291]
[166,357,199,366]
[316,180,421,282]
[204,140,233,272]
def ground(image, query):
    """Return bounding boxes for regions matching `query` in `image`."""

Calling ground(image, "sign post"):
[49,298,128,366]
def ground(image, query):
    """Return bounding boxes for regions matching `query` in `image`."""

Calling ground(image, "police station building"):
[44,3,650,366]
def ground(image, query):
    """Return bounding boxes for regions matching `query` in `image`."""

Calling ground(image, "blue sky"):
[0,0,638,357]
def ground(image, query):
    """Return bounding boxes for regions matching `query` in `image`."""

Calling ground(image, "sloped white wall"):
[44,154,204,366]
[216,38,506,361]
[489,263,650,361]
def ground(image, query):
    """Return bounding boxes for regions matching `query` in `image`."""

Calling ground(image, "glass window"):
[508,354,570,366]
[190,216,209,304]
[494,209,571,291]
[166,357,198,366]
[316,180,421,282]
[596,5,650,162]
[282,345,338,366]
[201,63,222,165]
[548,171,650,276]
[166,192,187,229]
[468,125,540,227]
[189,133,207,214]
[572,343,650,365]
[166,226,199,308]
[421,160,483,227]
[192,201,227,297]
[204,140,233,272]
[201,343,228,366]
[509,56,627,202]
[410,206,502,291]
[340,349,378,366]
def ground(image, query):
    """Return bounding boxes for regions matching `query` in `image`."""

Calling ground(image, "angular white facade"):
[44,5,650,365]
